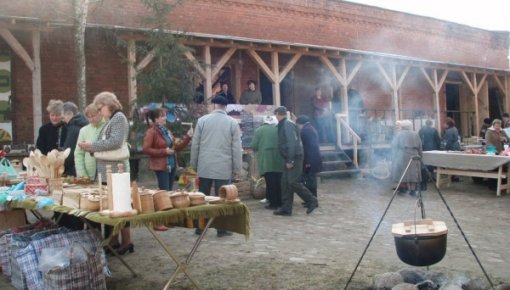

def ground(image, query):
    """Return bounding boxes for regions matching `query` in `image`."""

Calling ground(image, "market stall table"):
[8,198,250,289]
[422,150,510,196]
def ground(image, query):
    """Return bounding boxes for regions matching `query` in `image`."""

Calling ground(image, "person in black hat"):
[190,93,242,236]
[296,115,322,202]
[273,106,318,216]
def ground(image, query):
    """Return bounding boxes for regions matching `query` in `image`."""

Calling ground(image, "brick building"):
[0,0,509,146]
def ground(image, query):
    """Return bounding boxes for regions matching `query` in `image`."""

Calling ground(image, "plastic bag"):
[39,243,92,274]
[178,167,199,190]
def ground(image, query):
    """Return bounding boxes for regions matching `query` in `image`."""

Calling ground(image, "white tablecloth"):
[422,151,510,171]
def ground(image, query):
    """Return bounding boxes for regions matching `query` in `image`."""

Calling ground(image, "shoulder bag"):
[93,121,130,161]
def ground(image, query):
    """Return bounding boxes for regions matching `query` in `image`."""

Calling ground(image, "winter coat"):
[217,91,236,104]
[485,127,509,154]
[391,129,422,183]
[91,111,130,181]
[36,122,67,155]
[74,120,106,179]
[277,117,303,163]
[300,122,323,174]
[443,127,461,151]
[63,113,89,176]
[143,124,191,171]
[239,89,262,105]
[251,123,284,175]
[190,110,242,179]
[418,126,441,151]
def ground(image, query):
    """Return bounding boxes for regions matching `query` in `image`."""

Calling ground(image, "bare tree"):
[73,0,89,110]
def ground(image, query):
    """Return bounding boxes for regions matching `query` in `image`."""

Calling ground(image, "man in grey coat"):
[273,106,318,216]
[190,95,243,236]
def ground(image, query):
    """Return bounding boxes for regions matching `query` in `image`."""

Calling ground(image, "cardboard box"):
[0,209,27,230]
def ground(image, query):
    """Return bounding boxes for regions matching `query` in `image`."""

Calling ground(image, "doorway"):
[445,83,461,134]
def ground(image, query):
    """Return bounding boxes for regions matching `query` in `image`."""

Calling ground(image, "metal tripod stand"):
[343,155,495,290]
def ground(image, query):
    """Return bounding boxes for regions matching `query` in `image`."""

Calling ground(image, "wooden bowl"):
[219,184,239,201]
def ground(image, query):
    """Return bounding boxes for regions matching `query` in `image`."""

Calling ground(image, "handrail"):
[335,113,361,168]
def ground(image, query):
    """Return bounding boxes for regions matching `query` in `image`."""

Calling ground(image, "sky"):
[345,0,510,32]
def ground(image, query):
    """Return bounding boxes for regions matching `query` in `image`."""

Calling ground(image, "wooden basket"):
[140,192,155,213]
[189,192,206,206]
[219,184,239,201]
[170,191,190,208]
[153,190,173,211]
[49,178,63,194]
[80,194,101,212]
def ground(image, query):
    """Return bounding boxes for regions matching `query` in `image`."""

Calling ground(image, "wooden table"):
[422,150,510,196]
[9,199,250,289]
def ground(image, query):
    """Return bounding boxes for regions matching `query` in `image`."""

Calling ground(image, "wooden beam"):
[321,56,346,86]
[0,28,34,71]
[135,48,156,72]
[211,47,236,78]
[376,62,394,90]
[279,53,301,81]
[184,51,206,78]
[247,49,275,83]
[346,60,363,84]
[32,30,42,142]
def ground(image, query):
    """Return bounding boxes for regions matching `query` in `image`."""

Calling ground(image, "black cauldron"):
[392,219,448,267]
[394,234,447,266]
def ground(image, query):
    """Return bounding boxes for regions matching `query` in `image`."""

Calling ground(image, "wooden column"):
[420,68,448,131]
[271,51,280,106]
[493,74,509,113]
[204,46,212,104]
[32,31,42,142]
[461,72,487,135]
[376,63,410,121]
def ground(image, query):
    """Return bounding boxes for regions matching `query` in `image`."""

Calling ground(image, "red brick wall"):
[2,0,508,69]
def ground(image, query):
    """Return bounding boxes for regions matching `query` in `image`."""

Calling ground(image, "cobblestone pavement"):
[1,175,510,289]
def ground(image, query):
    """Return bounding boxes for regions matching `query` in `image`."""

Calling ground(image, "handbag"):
[93,142,130,161]
[93,120,130,161]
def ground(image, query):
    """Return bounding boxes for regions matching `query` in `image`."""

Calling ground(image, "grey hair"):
[46,99,64,114]
[63,101,79,115]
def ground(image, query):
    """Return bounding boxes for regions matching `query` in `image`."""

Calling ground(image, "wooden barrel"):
[140,192,155,213]
[153,191,173,211]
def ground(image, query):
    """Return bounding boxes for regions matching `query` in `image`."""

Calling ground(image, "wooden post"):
[204,46,212,104]
[271,51,280,106]
[127,39,137,110]
[32,31,42,142]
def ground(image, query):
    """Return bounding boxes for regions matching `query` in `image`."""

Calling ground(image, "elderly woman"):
[391,120,422,195]
[74,103,106,179]
[485,119,509,154]
[78,92,133,254]
[36,99,67,155]
[443,117,461,151]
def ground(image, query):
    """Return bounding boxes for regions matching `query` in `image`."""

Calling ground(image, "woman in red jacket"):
[143,108,193,230]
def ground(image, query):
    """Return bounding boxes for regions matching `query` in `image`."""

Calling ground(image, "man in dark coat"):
[296,115,322,201]
[216,82,236,104]
[418,119,440,151]
[273,106,318,216]
[62,101,88,177]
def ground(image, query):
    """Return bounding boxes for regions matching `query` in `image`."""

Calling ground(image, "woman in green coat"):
[74,103,106,179]
[251,116,284,209]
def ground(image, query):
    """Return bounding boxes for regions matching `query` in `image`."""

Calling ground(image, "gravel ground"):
[1,175,510,289]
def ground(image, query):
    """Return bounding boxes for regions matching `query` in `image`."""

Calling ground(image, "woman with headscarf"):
[485,119,509,154]
[391,120,422,195]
